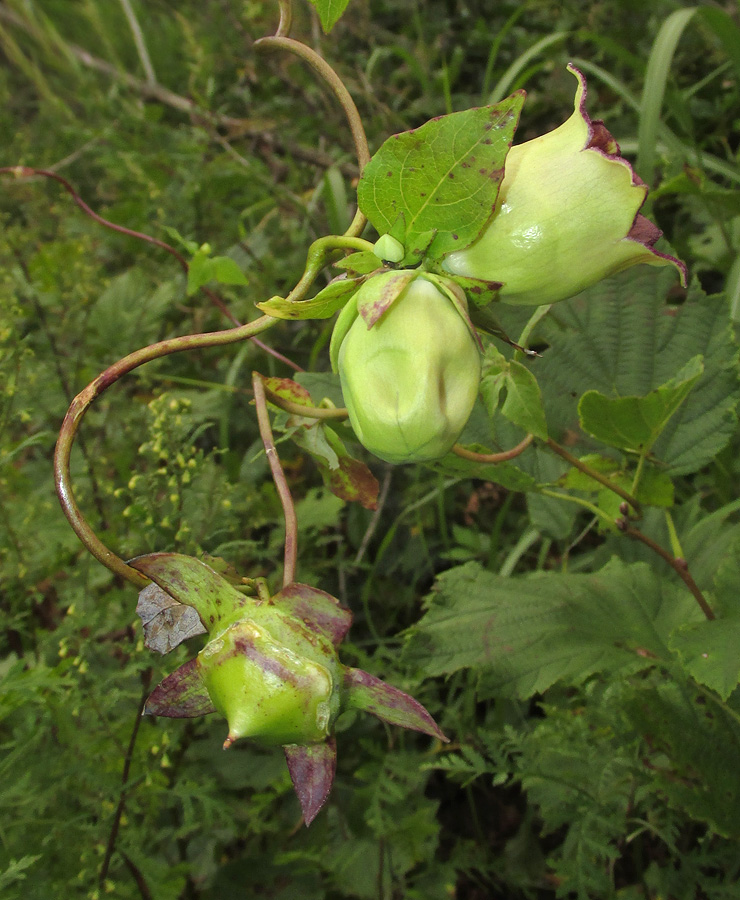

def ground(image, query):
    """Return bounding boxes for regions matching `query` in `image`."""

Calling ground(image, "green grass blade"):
[487,31,569,104]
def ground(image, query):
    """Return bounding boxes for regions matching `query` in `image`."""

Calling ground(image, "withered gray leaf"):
[136,582,207,655]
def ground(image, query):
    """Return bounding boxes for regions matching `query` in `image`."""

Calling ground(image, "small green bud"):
[373,233,405,263]
[333,274,481,464]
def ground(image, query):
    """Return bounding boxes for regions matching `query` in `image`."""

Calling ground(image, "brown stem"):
[262,383,348,419]
[1,167,303,371]
[253,35,370,237]
[453,433,534,464]
[99,667,152,887]
[252,373,298,587]
[617,520,715,620]
[546,437,643,517]
[54,317,276,589]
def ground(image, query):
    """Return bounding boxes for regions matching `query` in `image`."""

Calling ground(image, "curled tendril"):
[54,318,276,588]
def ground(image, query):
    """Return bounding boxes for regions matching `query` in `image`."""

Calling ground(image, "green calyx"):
[330,272,482,464]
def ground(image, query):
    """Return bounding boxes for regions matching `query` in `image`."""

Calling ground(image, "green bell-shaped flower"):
[331,272,481,464]
[443,64,686,305]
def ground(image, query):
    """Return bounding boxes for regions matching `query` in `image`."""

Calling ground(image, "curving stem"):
[252,373,298,586]
[54,317,277,588]
[452,434,534,464]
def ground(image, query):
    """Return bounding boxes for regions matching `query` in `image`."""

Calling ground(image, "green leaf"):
[257,278,360,320]
[333,251,383,275]
[306,0,351,32]
[404,559,702,697]
[578,355,703,454]
[481,347,548,439]
[670,618,740,700]
[187,249,248,295]
[357,92,525,263]
[531,270,740,474]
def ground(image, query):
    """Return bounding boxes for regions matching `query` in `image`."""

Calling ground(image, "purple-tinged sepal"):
[343,667,448,742]
[145,658,216,718]
[443,64,686,306]
[130,552,250,632]
[284,738,337,826]
[272,583,352,646]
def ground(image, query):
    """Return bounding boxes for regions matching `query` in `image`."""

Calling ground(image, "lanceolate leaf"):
[358,93,525,263]
[257,278,361,320]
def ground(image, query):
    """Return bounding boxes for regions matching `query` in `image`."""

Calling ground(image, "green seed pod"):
[332,273,481,464]
[198,610,341,748]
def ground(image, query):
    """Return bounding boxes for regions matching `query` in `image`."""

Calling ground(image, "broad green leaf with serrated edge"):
[404,559,701,697]
[307,0,351,32]
[257,278,360,320]
[670,618,740,700]
[481,347,547,439]
[578,355,704,454]
[530,270,739,474]
[357,92,525,263]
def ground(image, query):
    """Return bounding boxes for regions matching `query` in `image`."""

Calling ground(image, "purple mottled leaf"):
[357,269,416,328]
[273,583,352,646]
[263,376,315,406]
[136,582,207,654]
[145,658,216,718]
[284,738,337,826]
[129,553,249,632]
[343,668,448,742]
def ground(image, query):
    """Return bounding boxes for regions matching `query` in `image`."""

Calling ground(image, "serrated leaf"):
[135,582,207,654]
[357,93,525,262]
[306,0,350,32]
[578,355,704,454]
[531,270,739,474]
[481,347,547,439]
[670,618,740,700]
[404,559,702,697]
[257,278,360,320]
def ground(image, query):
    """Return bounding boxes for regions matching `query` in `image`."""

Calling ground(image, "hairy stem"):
[452,433,534,464]
[252,373,298,586]
[616,518,715,620]
[54,317,276,589]
[546,437,643,517]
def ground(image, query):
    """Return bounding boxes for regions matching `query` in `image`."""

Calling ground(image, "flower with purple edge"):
[443,64,687,305]
[131,553,447,827]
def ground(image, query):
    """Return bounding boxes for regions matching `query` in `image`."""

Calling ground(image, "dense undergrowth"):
[2,0,740,898]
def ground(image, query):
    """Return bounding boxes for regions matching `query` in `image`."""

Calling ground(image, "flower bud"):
[332,274,481,464]
[443,65,686,305]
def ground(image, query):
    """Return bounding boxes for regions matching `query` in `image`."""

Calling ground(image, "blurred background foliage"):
[1,0,740,898]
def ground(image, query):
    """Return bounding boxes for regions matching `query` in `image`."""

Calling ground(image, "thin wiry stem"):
[253,35,370,235]
[253,373,298,586]
[452,433,534,464]
[54,317,277,589]
[616,517,715,621]
[1,166,301,370]
[118,0,156,85]
[546,437,643,517]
